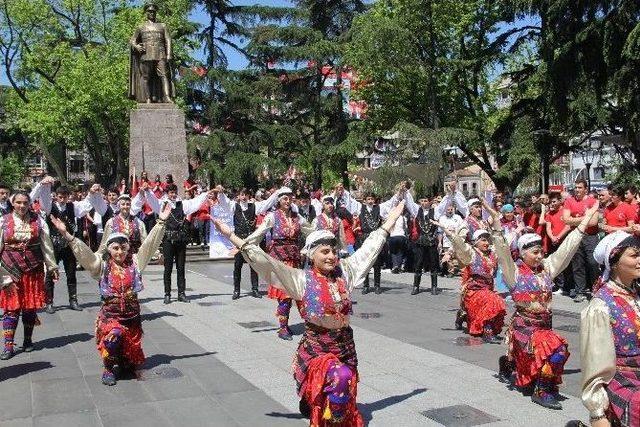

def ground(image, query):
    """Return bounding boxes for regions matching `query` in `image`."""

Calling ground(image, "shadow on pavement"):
[265,412,306,420]
[35,332,94,350]
[358,387,427,423]
[143,351,217,369]
[140,311,182,322]
[0,361,53,381]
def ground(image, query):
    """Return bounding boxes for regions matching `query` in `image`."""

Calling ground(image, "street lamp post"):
[580,139,603,192]
[533,129,551,194]
[584,162,592,191]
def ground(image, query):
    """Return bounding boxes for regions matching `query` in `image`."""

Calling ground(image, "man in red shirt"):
[625,185,640,224]
[561,179,600,302]
[545,192,572,294]
[602,186,636,234]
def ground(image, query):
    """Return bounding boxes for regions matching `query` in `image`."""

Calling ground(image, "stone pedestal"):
[129,104,188,194]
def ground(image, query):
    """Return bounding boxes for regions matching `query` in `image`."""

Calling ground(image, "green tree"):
[0,0,194,185]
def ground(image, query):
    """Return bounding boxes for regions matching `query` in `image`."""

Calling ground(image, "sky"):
[1,2,537,84]
[189,0,294,71]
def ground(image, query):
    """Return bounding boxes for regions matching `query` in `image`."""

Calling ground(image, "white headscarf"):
[517,233,542,254]
[106,232,129,246]
[301,230,337,258]
[276,187,293,199]
[467,198,481,209]
[593,230,632,281]
[472,229,490,244]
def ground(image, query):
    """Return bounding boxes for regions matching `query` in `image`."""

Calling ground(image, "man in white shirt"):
[146,183,216,303]
[33,178,93,313]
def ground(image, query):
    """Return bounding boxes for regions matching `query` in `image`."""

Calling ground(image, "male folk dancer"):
[339,184,405,294]
[405,192,441,295]
[296,191,316,223]
[146,183,213,304]
[215,187,278,300]
[33,179,94,313]
[0,183,13,215]
[245,187,314,340]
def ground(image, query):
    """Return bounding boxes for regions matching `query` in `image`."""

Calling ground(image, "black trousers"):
[45,246,77,303]
[388,236,407,269]
[233,251,258,292]
[163,240,187,296]
[414,244,439,276]
[570,234,600,295]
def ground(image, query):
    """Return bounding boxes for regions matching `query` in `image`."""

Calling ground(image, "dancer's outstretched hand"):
[158,202,172,221]
[49,215,68,235]
[481,198,499,218]
[212,218,233,238]
[381,201,406,234]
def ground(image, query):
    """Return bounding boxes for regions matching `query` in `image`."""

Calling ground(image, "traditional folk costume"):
[494,229,585,409]
[312,198,347,252]
[215,190,278,299]
[67,220,166,385]
[145,190,210,303]
[340,190,400,294]
[240,228,389,426]
[581,231,640,426]
[245,188,314,340]
[404,192,441,295]
[88,192,147,256]
[0,210,58,359]
[450,229,505,342]
[33,183,93,312]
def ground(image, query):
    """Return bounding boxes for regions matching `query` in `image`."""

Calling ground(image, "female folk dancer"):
[581,231,640,427]
[213,201,406,426]
[491,200,599,409]
[50,203,171,386]
[0,191,58,360]
[440,221,505,344]
[245,187,314,340]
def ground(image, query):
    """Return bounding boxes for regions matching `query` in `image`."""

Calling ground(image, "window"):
[471,182,478,196]
[462,183,468,197]
[69,158,84,174]
[592,167,606,180]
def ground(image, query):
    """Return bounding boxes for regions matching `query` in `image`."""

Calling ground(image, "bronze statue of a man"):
[129,3,175,103]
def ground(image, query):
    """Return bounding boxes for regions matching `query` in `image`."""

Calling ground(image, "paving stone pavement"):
[0,269,304,427]
[0,260,590,427]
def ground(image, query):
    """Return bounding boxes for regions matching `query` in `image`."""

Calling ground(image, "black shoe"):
[482,335,502,344]
[278,328,293,341]
[391,267,400,274]
[177,293,190,303]
[361,286,370,295]
[232,291,240,300]
[299,399,311,419]
[573,294,586,303]
[101,370,117,386]
[251,289,262,298]
[411,286,420,295]
[374,286,382,295]
[21,339,34,353]
[163,295,171,304]
[45,303,55,314]
[498,355,513,383]
[69,300,83,311]
[455,310,466,330]
[531,392,562,410]
[0,348,14,360]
